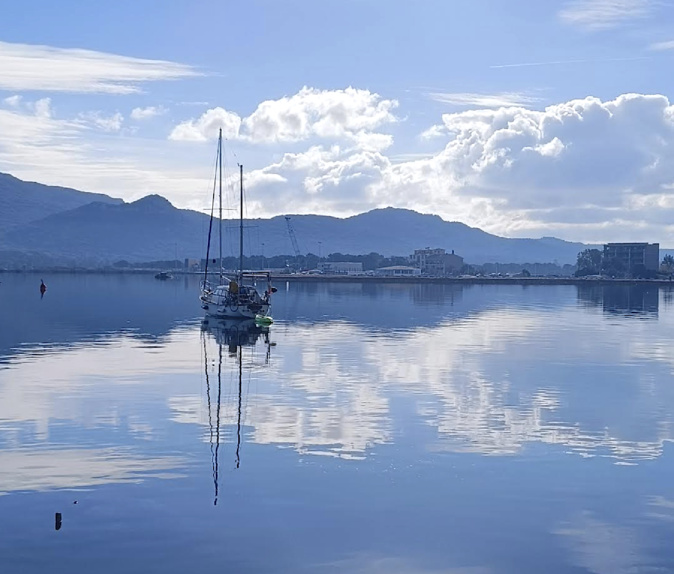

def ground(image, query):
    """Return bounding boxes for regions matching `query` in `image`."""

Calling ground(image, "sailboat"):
[200,129,276,320]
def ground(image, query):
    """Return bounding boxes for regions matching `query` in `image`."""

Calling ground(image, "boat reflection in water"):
[200,318,272,505]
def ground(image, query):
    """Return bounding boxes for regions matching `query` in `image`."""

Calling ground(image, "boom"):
[284,216,301,258]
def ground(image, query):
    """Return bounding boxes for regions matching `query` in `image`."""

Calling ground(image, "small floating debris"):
[55,512,62,531]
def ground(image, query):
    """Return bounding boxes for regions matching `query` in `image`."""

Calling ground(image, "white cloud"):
[419,124,446,140]
[0,104,209,209]
[428,91,541,108]
[31,97,51,119]
[169,106,242,141]
[6,86,674,243]
[247,145,391,216]
[170,86,398,148]
[242,86,398,143]
[0,40,199,94]
[247,93,674,241]
[531,137,565,157]
[2,95,21,107]
[649,40,674,51]
[130,105,167,120]
[79,111,124,132]
[559,0,654,30]
[422,93,674,210]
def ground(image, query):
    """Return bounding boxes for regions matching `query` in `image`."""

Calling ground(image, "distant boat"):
[154,271,173,280]
[199,129,275,319]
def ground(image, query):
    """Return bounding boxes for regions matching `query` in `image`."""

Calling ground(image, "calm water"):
[1,274,674,573]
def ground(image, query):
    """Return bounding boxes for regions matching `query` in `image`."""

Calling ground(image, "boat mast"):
[239,164,244,280]
[218,129,223,284]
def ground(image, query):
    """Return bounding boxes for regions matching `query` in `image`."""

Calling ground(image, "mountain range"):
[0,172,593,266]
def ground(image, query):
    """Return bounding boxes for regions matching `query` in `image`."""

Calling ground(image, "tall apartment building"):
[603,243,660,271]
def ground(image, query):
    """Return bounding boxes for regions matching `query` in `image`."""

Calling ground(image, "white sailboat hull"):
[202,301,270,320]
[200,281,271,320]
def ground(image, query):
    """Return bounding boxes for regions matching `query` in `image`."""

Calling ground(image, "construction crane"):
[285,216,301,259]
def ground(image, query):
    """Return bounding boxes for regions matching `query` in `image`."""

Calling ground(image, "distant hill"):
[1,194,211,264]
[0,172,122,231]
[274,208,590,264]
[0,172,594,265]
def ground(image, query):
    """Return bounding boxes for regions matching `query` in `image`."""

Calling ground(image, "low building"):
[317,261,363,275]
[603,243,660,271]
[411,247,464,276]
[376,265,421,277]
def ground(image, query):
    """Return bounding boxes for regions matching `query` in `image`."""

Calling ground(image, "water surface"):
[1,275,673,573]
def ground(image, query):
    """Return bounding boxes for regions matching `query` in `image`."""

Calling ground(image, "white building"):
[318,261,363,275]
[375,265,421,277]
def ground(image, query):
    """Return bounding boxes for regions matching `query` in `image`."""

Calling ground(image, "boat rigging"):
[199,129,276,320]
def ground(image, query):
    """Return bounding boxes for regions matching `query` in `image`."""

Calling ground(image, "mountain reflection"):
[0,274,481,364]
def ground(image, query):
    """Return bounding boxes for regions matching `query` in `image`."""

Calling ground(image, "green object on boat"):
[255,315,273,324]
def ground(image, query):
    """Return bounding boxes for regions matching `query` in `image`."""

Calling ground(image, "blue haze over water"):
[0,275,673,573]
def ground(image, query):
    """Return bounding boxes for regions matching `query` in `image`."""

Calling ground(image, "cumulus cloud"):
[5,85,674,243]
[169,86,398,149]
[246,93,674,241]
[559,0,654,30]
[247,145,391,215]
[130,105,167,120]
[169,106,242,141]
[421,93,674,208]
[0,40,199,94]
[242,86,397,143]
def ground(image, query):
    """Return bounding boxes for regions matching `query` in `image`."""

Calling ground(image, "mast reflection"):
[201,318,272,506]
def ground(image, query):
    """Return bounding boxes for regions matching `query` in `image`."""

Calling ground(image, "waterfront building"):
[411,248,464,275]
[376,266,422,277]
[603,243,660,271]
[317,261,363,275]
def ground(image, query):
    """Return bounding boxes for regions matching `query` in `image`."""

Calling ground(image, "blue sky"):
[2,0,674,242]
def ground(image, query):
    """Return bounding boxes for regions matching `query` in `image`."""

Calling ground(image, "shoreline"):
[2,268,672,286]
